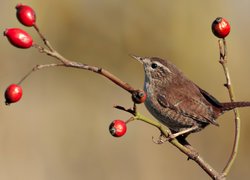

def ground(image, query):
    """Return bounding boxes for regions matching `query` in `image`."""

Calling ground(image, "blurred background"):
[1,0,250,179]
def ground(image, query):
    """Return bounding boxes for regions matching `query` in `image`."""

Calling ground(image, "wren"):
[132,55,250,137]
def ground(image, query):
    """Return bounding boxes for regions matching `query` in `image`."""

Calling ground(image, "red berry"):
[109,120,127,137]
[132,90,147,104]
[4,84,23,105]
[4,28,33,48]
[16,4,36,26]
[212,17,231,38]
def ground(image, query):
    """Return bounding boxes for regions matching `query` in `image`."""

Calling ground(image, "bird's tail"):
[220,101,250,111]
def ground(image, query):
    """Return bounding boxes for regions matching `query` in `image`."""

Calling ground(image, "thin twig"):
[33,23,54,52]
[218,39,241,178]
[114,105,136,115]
[17,63,64,85]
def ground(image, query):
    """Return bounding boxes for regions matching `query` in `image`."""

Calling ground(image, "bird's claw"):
[152,133,169,144]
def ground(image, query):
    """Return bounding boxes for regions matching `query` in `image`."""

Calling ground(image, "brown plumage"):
[133,55,250,136]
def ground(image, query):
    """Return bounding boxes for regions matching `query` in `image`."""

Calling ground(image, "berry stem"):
[17,63,64,85]
[33,23,54,52]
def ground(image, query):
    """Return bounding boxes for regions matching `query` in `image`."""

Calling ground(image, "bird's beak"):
[130,54,144,64]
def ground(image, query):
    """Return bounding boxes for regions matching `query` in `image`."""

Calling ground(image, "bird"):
[132,55,250,138]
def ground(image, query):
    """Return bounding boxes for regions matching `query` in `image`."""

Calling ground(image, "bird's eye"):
[151,63,158,69]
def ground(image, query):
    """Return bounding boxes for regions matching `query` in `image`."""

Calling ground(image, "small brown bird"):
[133,55,250,138]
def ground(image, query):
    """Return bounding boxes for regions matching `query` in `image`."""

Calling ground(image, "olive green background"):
[1,0,250,180]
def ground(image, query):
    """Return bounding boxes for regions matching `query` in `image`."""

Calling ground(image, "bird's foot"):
[152,126,198,144]
[168,126,199,140]
[152,133,168,144]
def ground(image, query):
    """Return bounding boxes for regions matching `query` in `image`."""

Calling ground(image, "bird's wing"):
[196,86,223,108]
[157,83,219,126]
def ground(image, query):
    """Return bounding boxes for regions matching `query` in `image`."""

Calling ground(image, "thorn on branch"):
[114,105,136,116]
[32,43,45,53]
[224,83,229,88]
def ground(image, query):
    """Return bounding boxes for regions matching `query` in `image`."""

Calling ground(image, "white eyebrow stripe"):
[155,61,172,73]
[164,66,172,73]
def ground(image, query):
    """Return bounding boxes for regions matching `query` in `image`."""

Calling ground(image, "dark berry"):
[132,90,147,104]
[212,17,231,38]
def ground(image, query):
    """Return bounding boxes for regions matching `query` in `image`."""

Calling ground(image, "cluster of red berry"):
[4,4,35,49]
[3,3,231,138]
[4,4,36,105]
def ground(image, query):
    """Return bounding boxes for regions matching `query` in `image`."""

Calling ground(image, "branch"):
[115,106,223,180]
[30,43,136,94]
[16,22,227,180]
[219,39,241,178]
